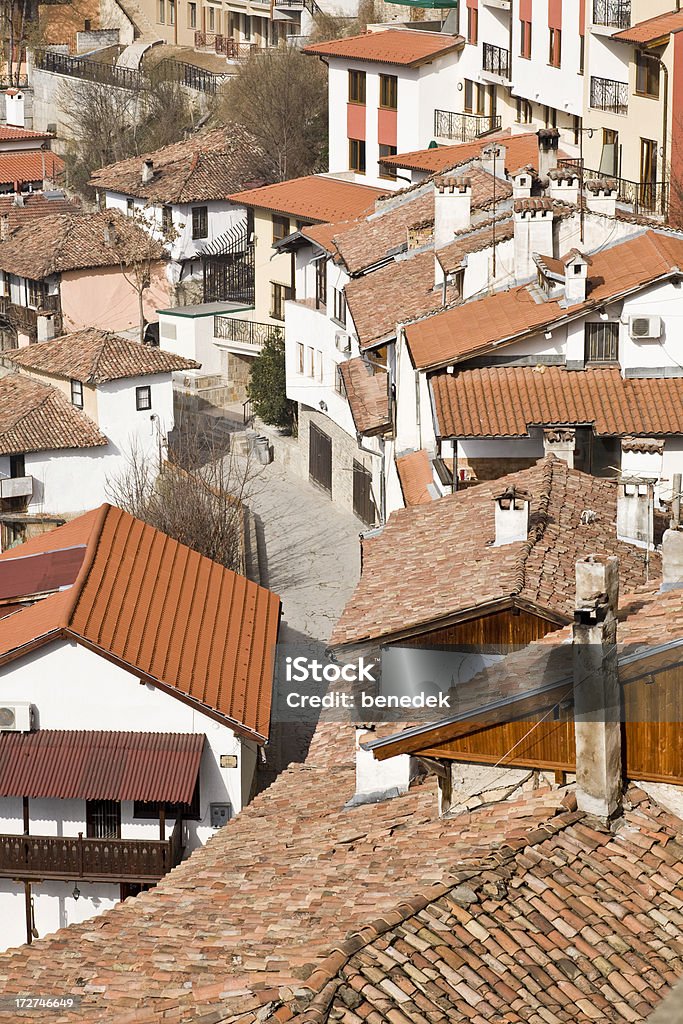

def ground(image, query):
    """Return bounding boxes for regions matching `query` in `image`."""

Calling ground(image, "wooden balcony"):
[0,296,62,336]
[0,820,183,883]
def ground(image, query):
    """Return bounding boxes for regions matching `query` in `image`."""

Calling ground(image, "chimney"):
[511,167,533,199]
[536,128,560,179]
[585,179,618,218]
[141,159,154,185]
[661,480,683,590]
[37,314,55,342]
[0,213,9,242]
[4,89,25,128]
[514,198,554,281]
[480,142,506,179]
[350,726,414,805]
[492,486,531,546]
[543,427,576,467]
[434,175,472,249]
[563,250,591,306]
[573,555,622,822]
[547,167,580,206]
[616,479,653,548]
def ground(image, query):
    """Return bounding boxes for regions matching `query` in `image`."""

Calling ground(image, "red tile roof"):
[0,731,205,803]
[0,191,80,227]
[331,456,655,647]
[338,357,391,435]
[432,365,683,438]
[406,230,683,369]
[0,505,281,741]
[0,373,108,456]
[0,545,85,601]
[8,329,199,383]
[396,449,434,506]
[304,29,464,67]
[0,126,52,142]
[613,8,683,44]
[228,175,385,224]
[436,214,515,273]
[0,150,64,187]
[382,129,568,175]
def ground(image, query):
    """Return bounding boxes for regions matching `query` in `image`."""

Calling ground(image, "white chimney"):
[536,128,560,179]
[547,168,580,205]
[543,427,576,467]
[585,180,618,217]
[514,198,554,281]
[573,554,622,822]
[351,727,414,805]
[616,479,653,549]
[4,89,25,128]
[563,250,591,306]
[0,213,10,242]
[141,159,154,185]
[37,314,55,342]
[511,167,533,199]
[492,486,531,546]
[434,175,472,249]
[480,143,506,179]
[661,528,683,591]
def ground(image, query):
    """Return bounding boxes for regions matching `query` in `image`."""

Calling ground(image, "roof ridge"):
[511,455,557,597]
[58,503,111,629]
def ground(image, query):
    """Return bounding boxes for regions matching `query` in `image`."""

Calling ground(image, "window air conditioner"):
[335,331,351,353]
[629,315,661,340]
[0,702,34,732]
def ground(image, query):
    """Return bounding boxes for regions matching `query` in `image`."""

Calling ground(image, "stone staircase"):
[111,0,159,42]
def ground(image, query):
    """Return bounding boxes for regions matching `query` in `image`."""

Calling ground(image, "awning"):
[0,731,205,803]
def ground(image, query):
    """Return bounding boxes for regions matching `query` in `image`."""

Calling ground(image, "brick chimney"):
[514,198,554,281]
[616,479,653,549]
[536,128,560,179]
[434,175,472,249]
[492,486,531,546]
[141,159,154,185]
[573,554,622,822]
[543,427,575,467]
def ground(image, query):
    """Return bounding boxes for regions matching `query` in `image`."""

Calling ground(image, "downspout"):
[661,55,669,218]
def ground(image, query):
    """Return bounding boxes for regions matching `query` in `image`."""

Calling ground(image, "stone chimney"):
[480,142,506,179]
[563,250,591,306]
[547,167,580,206]
[616,479,653,549]
[351,727,414,805]
[514,198,554,281]
[141,159,154,185]
[434,175,472,249]
[585,179,618,217]
[536,127,560,179]
[511,167,533,199]
[573,554,622,822]
[492,486,531,546]
[543,427,576,467]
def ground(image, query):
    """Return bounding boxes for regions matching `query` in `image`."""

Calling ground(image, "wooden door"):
[309,423,332,495]
[353,460,376,526]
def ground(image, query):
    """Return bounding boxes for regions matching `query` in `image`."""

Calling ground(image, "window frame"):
[348,69,366,105]
[548,27,561,68]
[467,5,478,44]
[379,144,398,180]
[161,205,173,237]
[86,799,121,840]
[464,79,473,113]
[635,51,660,99]
[332,287,346,327]
[520,19,532,59]
[584,321,620,365]
[271,281,292,321]
[191,205,208,240]
[188,1,196,28]
[70,378,84,409]
[296,341,304,374]
[335,364,346,397]
[133,779,201,821]
[272,214,290,245]
[379,74,398,110]
[348,138,366,174]
[136,385,152,411]
[158,0,165,23]
[315,259,327,309]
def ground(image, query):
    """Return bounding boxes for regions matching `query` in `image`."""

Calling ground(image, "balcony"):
[590,76,628,115]
[0,820,183,883]
[214,316,284,350]
[593,0,630,29]
[0,476,33,500]
[0,295,62,337]
[434,109,502,142]
[558,158,668,218]
[482,43,510,82]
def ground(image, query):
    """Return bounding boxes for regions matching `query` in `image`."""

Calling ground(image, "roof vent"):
[492,487,531,546]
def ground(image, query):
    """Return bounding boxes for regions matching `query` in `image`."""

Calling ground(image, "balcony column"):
[23,796,29,835]
[159,806,166,841]
[24,881,32,944]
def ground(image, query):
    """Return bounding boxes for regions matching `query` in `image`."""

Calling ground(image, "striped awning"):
[0,731,205,803]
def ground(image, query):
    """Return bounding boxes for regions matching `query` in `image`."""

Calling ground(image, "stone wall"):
[76,29,121,52]
[99,0,136,45]
[298,403,373,519]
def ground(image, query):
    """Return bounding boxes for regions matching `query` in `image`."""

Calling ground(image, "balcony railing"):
[593,0,630,29]
[214,316,284,347]
[590,76,628,115]
[433,109,502,142]
[558,158,669,217]
[482,43,510,80]
[0,821,183,883]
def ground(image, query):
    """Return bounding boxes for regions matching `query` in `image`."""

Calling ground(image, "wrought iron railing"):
[590,75,628,115]
[433,109,501,142]
[243,398,254,425]
[592,0,630,28]
[214,316,284,347]
[482,43,510,80]
[36,50,227,94]
[558,158,669,217]
[150,58,228,94]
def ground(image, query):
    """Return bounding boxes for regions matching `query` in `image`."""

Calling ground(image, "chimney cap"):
[434,174,472,193]
[492,486,532,509]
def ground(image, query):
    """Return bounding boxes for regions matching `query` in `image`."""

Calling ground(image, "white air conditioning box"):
[629,315,662,340]
[0,702,34,731]
[335,331,352,353]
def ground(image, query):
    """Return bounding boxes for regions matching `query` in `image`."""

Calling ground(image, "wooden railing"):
[0,820,183,883]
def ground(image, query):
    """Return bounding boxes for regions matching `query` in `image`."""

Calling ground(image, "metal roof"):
[0,545,85,602]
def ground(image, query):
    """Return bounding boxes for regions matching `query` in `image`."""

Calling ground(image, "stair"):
[111,0,159,42]
[117,39,162,69]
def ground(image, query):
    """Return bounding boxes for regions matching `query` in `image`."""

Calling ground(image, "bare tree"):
[103,208,171,342]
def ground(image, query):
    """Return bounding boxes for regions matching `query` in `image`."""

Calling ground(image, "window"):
[636,52,660,98]
[126,198,135,217]
[136,385,152,411]
[544,104,557,128]
[161,205,173,236]
[516,97,532,124]
[333,287,346,326]
[315,259,327,309]
[306,346,315,378]
[379,74,398,110]
[464,79,473,113]
[188,1,196,27]
[191,205,208,240]
[579,33,585,75]
[271,282,292,320]
[335,364,346,396]
[134,780,200,821]
[520,19,532,59]
[208,4,214,30]
[26,279,47,308]
[316,349,323,382]
[467,5,478,44]
[296,342,304,374]
[348,69,366,104]
[349,138,366,174]
[585,322,619,364]
[169,0,175,24]
[549,27,561,68]
[70,379,84,409]
[379,144,397,179]
[476,83,487,116]
[272,214,290,244]
[9,453,24,479]
[158,0,165,22]
[86,800,121,840]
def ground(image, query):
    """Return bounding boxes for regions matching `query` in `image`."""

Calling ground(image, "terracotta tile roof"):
[396,449,434,505]
[0,150,64,187]
[0,505,281,741]
[331,456,655,647]
[0,373,107,455]
[89,126,267,203]
[382,129,568,175]
[339,357,391,435]
[228,175,386,224]
[0,731,205,803]
[406,230,683,369]
[0,126,52,142]
[432,365,683,439]
[7,329,199,383]
[613,8,683,44]
[0,545,85,601]
[436,214,515,273]
[0,191,80,227]
[303,29,464,67]
[0,209,165,279]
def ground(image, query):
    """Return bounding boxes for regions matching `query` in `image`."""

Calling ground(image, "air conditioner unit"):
[0,702,33,732]
[335,331,351,353]
[629,315,662,340]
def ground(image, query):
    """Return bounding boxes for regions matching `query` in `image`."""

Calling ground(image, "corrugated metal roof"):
[0,730,205,802]
[0,546,85,601]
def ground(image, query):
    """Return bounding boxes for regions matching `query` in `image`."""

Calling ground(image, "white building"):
[0,503,280,950]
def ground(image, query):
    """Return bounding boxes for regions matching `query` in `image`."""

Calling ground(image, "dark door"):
[353,460,376,526]
[309,423,332,495]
